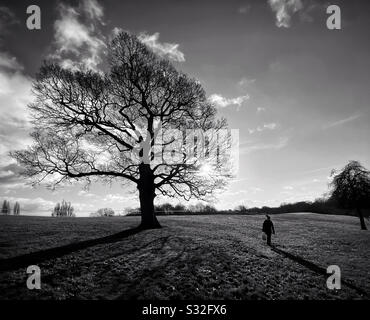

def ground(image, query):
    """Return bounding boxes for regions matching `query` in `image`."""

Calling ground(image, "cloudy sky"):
[0,0,369,215]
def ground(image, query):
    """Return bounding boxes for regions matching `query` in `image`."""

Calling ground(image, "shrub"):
[90,208,115,217]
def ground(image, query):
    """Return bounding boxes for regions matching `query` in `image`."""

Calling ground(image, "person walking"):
[262,215,275,246]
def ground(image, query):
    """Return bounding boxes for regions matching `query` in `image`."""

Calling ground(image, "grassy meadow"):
[0,213,369,299]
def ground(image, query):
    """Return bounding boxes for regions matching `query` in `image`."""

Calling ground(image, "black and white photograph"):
[0,0,369,309]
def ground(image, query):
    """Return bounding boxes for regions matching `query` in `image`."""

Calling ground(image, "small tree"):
[236,205,248,213]
[1,200,11,215]
[52,200,75,217]
[52,202,60,216]
[13,202,20,215]
[329,161,370,230]
[174,203,186,212]
[203,204,217,213]
[155,203,175,214]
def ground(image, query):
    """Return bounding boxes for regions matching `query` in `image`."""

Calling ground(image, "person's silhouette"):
[262,215,275,246]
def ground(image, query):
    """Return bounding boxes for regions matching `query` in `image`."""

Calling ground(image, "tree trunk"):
[138,163,161,229]
[357,207,367,230]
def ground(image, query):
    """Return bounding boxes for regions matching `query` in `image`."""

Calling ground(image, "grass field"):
[0,213,369,300]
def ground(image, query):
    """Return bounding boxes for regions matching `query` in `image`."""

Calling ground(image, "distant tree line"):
[52,200,75,217]
[156,202,217,214]
[127,160,370,230]
[126,198,367,218]
[127,202,220,216]
[234,198,348,216]
[1,200,21,215]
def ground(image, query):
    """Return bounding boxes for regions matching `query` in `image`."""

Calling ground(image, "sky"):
[0,0,369,216]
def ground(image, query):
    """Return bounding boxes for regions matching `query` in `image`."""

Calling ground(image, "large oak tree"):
[12,32,233,229]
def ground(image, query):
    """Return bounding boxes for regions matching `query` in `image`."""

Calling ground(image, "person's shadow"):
[0,226,143,272]
[270,245,327,274]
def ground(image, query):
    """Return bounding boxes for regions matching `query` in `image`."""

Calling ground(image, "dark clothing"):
[262,219,275,234]
[266,233,272,246]
[262,219,275,246]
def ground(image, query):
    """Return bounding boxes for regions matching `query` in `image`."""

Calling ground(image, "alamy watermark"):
[125,123,240,174]
[26,5,41,30]
[326,5,341,30]
[26,265,41,290]
[326,265,341,290]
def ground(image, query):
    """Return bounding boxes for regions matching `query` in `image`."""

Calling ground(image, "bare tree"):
[52,200,75,217]
[236,205,248,213]
[329,160,370,230]
[1,200,11,215]
[11,32,233,229]
[13,202,20,215]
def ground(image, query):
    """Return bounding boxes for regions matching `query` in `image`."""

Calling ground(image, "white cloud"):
[0,170,13,179]
[101,193,138,209]
[301,165,340,175]
[264,123,278,130]
[0,6,19,33]
[50,0,106,71]
[0,52,23,71]
[250,187,264,193]
[82,0,104,22]
[112,27,123,36]
[103,193,126,202]
[268,0,303,28]
[0,196,55,214]
[0,6,33,171]
[0,195,101,216]
[238,77,256,87]
[323,114,361,130]
[238,5,251,14]
[77,190,96,197]
[138,32,185,62]
[240,136,289,154]
[208,93,249,110]
[73,202,96,214]
[257,107,266,113]
[0,163,26,189]
[0,62,34,167]
[248,122,278,134]
[219,189,249,197]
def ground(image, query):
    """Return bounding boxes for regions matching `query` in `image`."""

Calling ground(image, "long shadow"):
[271,246,368,297]
[116,244,186,299]
[0,226,143,273]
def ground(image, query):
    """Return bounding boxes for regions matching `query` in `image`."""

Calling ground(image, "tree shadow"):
[271,245,368,297]
[116,243,187,299]
[0,226,143,272]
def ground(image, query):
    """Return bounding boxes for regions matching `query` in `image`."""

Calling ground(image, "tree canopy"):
[329,160,370,230]
[11,32,234,228]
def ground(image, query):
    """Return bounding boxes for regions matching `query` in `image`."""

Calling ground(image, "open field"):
[0,213,369,299]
